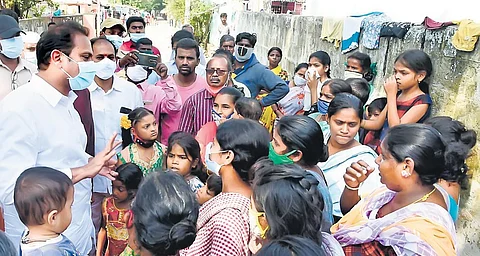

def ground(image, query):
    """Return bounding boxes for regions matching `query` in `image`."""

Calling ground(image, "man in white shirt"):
[0,21,119,254]
[88,37,143,236]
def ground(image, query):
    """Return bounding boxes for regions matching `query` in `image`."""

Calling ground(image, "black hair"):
[167,131,206,182]
[126,16,146,30]
[248,157,273,184]
[295,63,308,73]
[132,171,199,255]
[276,116,328,166]
[0,231,16,256]
[216,119,270,181]
[90,36,117,55]
[121,107,155,148]
[217,87,243,104]
[234,97,262,121]
[384,124,457,186]
[235,32,257,47]
[346,78,370,106]
[253,164,324,243]
[268,47,283,58]
[14,167,73,226]
[115,163,143,199]
[424,116,477,187]
[206,174,222,196]
[48,21,57,26]
[36,21,89,70]
[327,93,364,120]
[309,51,331,78]
[220,13,227,18]
[175,38,200,59]
[0,10,19,23]
[136,37,153,47]
[256,236,325,256]
[209,53,233,72]
[395,49,432,94]
[182,24,194,32]
[368,97,387,114]
[171,30,194,46]
[220,34,235,46]
[322,79,352,96]
[347,52,374,81]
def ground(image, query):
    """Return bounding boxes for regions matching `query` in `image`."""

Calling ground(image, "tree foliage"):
[1,0,58,19]
[130,0,165,12]
[165,0,214,48]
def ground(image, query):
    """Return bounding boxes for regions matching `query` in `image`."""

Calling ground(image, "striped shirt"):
[178,88,214,136]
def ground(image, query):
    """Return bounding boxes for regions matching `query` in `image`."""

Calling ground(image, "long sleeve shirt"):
[0,75,94,254]
[178,88,214,136]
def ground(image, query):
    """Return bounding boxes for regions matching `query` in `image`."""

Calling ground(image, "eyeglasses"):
[206,68,229,76]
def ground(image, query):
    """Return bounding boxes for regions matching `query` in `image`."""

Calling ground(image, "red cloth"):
[73,89,95,156]
[422,17,454,30]
[102,197,130,256]
[196,122,218,162]
[343,241,397,256]
[119,40,160,55]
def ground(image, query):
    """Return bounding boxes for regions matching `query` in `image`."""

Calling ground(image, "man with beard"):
[158,38,207,142]
[178,55,232,135]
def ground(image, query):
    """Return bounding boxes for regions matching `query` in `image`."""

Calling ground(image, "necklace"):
[410,187,437,205]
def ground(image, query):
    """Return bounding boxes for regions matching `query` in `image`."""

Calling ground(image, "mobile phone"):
[135,52,157,68]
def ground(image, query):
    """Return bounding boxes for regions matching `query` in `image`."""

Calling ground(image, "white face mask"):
[234,45,254,62]
[344,70,364,79]
[126,65,148,83]
[205,142,228,176]
[23,51,37,65]
[293,75,307,86]
[96,58,117,80]
[306,67,320,80]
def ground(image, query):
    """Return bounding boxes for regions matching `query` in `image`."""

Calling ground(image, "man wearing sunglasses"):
[179,54,233,136]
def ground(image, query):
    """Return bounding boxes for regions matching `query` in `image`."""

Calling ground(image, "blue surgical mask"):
[105,35,124,50]
[60,53,97,90]
[0,36,24,59]
[317,99,330,115]
[205,142,228,176]
[130,33,146,43]
[211,109,234,125]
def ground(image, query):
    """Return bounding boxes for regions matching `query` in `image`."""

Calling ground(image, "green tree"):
[165,0,214,48]
[130,0,165,12]
[3,0,57,19]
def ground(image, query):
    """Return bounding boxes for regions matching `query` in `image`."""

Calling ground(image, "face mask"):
[126,65,148,83]
[96,58,117,80]
[105,35,124,50]
[23,51,37,65]
[249,208,269,239]
[205,142,227,175]
[130,33,146,43]
[60,53,97,91]
[306,67,321,80]
[317,99,330,115]
[133,133,155,148]
[234,45,254,62]
[211,109,233,126]
[344,70,364,79]
[268,143,296,165]
[0,36,24,59]
[293,75,307,86]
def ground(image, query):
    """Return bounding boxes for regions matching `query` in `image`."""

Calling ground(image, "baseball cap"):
[101,18,126,32]
[0,15,24,39]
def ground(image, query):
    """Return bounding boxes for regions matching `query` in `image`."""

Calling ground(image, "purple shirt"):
[73,89,95,156]
[137,80,182,144]
[178,88,214,136]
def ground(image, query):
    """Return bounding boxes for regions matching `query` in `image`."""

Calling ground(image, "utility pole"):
[184,0,191,24]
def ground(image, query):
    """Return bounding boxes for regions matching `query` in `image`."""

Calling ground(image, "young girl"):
[196,174,222,205]
[361,49,433,138]
[97,163,143,256]
[344,52,375,83]
[118,107,164,175]
[166,131,206,193]
[304,51,332,114]
[273,63,308,118]
[196,87,243,160]
[362,97,387,153]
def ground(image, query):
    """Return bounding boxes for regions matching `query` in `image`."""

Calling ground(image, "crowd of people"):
[0,10,477,256]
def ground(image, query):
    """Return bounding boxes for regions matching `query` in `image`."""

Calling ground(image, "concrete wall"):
[19,14,97,38]
[234,12,480,255]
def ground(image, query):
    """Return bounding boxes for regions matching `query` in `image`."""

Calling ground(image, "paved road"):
[145,20,176,62]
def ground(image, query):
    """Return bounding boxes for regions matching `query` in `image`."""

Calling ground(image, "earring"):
[401,170,410,178]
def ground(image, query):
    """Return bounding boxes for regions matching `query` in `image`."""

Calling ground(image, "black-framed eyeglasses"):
[206,68,228,76]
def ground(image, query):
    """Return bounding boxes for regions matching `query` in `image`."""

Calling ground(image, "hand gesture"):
[154,62,168,80]
[383,76,398,96]
[306,69,318,90]
[344,160,375,189]
[85,133,121,180]
[119,51,139,68]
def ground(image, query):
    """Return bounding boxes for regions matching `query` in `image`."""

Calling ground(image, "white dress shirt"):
[0,75,94,254]
[89,75,143,194]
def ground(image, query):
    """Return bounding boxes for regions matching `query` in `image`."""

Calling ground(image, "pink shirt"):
[137,80,182,144]
[156,75,206,143]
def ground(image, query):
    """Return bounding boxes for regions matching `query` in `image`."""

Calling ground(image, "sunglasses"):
[206,68,228,76]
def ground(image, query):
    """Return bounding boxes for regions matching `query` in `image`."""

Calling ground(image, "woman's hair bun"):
[166,219,197,253]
